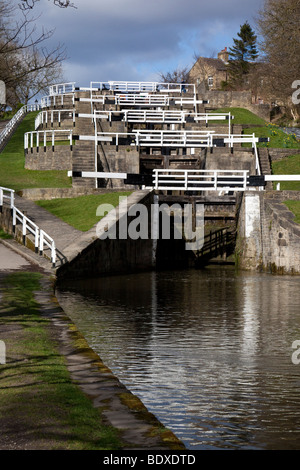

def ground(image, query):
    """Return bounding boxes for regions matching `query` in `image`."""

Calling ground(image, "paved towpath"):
[0,240,185,450]
[13,194,83,264]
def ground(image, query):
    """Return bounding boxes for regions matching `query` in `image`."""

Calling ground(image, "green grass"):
[0,112,72,191]
[35,192,132,231]
[0,228,12,239]
[283,200,300,224]
[0,271,124,450]
[271,154,300,191]
[214,107,300,149]
[213,107,266,125]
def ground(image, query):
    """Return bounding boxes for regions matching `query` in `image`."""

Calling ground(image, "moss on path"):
[0,261,184,450]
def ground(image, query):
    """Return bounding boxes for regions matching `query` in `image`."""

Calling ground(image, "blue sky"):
[16,0,265,87]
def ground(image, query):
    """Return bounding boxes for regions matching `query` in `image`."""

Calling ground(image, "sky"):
[14,0,265,88]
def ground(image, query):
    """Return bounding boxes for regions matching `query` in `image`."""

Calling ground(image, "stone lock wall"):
[236,191,300,274]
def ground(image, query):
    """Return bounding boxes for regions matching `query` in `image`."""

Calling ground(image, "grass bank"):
[35,192,132,231]
[0,112,71,191]
[0,271,123,450]
[214,107,300,149]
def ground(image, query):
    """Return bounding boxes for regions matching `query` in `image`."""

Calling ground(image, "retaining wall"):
[236,191,300,274]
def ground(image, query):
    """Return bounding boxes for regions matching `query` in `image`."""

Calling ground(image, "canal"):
[56,266,300,450]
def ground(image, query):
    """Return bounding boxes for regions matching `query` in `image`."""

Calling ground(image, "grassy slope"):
[0,112,72,191]
[36,192,132,231]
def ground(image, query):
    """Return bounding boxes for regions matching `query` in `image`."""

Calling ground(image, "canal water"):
[56,266,300,450]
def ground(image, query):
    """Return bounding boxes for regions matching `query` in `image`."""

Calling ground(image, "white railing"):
[49,82,76,96]
[123,109,187,123]
[89,81,195,94]
[223,133,261,175]
[152,169,249,192]
[87,110,233,129]
[40,93,75,109]
[115,93,169,107]
[0,186,14,208]
[24,129,73,151]
[0,186,56,266]
[132,129,215,147]
[35,109,76,129]
[0,104,41,148]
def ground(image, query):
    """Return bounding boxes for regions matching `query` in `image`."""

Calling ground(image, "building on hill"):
[189,48,229,92]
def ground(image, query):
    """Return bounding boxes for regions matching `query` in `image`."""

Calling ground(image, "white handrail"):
[0,186,15,208]
[89,80,195,94]
[24,129,73,151]
[49,82,76,96]
[0,185,56,267]
[40,93,75,109]
[152,169,249,192]
[35,109,76,130]
[0,104,41,148]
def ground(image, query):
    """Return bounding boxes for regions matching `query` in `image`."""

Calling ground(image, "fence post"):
[39,230,44,256]
[51,241,56,268]
[22,216,27,245]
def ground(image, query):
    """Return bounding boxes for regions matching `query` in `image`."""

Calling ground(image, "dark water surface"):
[56,266,300,450]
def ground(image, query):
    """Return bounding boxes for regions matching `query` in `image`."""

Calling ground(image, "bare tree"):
[158,66,190,84]
[0,0,66,108]
[257,0,300,118]
[19,0,76,9]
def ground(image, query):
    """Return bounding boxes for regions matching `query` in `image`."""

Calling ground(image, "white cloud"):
[13,0,265,86]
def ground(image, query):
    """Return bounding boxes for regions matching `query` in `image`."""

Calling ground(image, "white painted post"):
[39,230,44,256]
[34,227,39,253]
[51,241,56,267]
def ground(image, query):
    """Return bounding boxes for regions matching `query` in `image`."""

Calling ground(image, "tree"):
[19,0,76,9]
[158,66,190,84]
[0,1,66,109]
[227,21,258,88]
[257,0,300,119]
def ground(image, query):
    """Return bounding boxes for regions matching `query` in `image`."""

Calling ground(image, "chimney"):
[218,47,229,63]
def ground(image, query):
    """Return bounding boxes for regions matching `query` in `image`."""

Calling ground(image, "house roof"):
[194,57,228,71]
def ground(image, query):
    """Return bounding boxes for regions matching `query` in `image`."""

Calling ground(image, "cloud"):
[16,0,265,86]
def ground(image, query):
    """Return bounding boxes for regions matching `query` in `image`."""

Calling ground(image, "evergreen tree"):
[228,22,258,88]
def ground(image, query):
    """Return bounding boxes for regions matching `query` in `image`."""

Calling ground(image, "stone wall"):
[56,190,192,281]
[268,148,300,163]
[202,90,252,109]
[236,191,300,274]
[200,90,272,121]
[25,146,72,170]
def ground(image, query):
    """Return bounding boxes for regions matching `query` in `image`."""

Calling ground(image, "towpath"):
[0,240,185,450]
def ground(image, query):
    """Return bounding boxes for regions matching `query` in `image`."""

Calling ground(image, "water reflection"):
[56,267,300,450]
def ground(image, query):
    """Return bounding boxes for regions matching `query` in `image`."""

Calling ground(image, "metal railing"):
[152,169,249,192]
[115,93,170,107]
[49,82,76,95]
[89,80,195,94]
[40,93,75,109]
[0,186,14,208]
[132,129,215,147]
[0,104,41,149]
[35,109,76,129]
[223,133,261,175]
[0,186,56,266]
[24,129,73,152]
